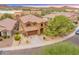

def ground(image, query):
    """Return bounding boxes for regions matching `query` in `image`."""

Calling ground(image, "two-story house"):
[20,15,47,36]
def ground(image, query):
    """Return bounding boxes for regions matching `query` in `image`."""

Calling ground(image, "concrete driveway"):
[28,35,45,44]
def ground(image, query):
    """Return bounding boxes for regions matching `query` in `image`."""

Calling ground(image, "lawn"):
[42,42,79,55]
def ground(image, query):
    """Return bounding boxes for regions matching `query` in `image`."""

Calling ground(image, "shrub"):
[43,15,76,37]
[2,35,7,39]
[0,38,3,41]
[0,13,13,20]
[2,35,10,39]
[15,34,21,41]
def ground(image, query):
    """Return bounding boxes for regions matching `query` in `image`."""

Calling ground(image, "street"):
[64,34,79,46]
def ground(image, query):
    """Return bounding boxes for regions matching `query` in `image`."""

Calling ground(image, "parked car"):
[75,29,79,35]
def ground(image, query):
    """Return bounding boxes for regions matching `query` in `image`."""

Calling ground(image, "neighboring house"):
[21,10,42,16]
[22,11,30,15]
[0,18,18,37]
[20,15,47,36]
[30,10,42,15]
[43,12,78,22]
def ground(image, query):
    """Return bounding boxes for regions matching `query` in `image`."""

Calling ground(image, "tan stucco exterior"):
[20,15,47,36]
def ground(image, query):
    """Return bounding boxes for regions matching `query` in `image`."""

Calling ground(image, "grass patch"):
[42,42,79,55]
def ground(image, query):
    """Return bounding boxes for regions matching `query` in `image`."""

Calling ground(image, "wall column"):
[37,30,40,35]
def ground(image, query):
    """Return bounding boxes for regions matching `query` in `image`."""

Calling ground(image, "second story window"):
[41,23,43,26]
[32,22,37,26]
[26,22,31,27]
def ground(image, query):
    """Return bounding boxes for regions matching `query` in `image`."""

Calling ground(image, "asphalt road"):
[64,34,79,46]
[1,34,79,55]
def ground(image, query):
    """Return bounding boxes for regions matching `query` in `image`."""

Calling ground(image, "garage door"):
[27,30,38,36]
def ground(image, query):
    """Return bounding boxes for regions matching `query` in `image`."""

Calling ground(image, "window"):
[32,22,37,26]
[26,22,31,27]
[3,31,7,36]
[41,23,43,26]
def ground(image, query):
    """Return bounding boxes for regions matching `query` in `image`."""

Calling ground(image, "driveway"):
[28,35,45,44]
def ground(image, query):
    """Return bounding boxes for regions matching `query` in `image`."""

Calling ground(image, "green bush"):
[43,15,76,37]
[0,13,13,20]
[2,35,10,39]
[0,38,3,41]
[15,34,21,41]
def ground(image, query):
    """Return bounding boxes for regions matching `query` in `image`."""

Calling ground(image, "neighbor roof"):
[43,12,77,19]
[20,14,47,23]
[0,25,6,31]
[0,18,17,31]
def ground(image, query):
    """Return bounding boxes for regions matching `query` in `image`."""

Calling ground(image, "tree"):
[14,33,21,41]
[43,15,76,37]
[0,13,13,20]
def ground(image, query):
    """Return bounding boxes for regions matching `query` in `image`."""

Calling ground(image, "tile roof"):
[0,18,17,31]
[21,14,47,23]
[43,12,77,19]
[0,25,6,31]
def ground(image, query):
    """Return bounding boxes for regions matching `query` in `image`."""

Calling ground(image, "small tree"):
[15,34,21,41]
[43,15,76,37]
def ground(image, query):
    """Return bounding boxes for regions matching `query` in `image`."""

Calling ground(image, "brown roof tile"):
[43,12,77,19]
[0,18,17,31]
[21,14,47,23]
